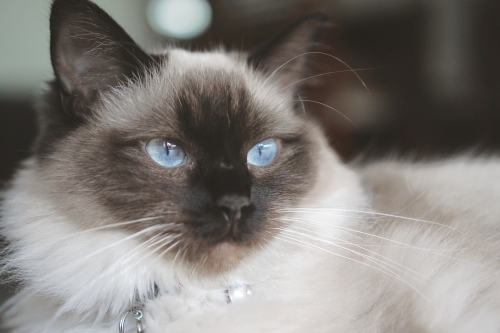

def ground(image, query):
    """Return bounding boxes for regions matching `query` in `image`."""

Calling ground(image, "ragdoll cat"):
[1,0,500,332]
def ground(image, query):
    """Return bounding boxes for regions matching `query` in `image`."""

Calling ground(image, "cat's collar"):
[119,284,252,333]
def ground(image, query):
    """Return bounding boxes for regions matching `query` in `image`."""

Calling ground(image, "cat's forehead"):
[164,49,289,108]
[100,49,300,142]
[167,49,241,73]
[165,49,249,102]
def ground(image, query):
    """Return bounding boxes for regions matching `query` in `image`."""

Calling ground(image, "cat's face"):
[37,0,328,273]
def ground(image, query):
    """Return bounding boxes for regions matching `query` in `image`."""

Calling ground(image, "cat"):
[1,0,500,332]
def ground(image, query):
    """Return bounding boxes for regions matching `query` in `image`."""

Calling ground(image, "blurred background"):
[1,0,500,181]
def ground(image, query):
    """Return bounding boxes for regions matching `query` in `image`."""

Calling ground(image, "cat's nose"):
[216,195,251,223]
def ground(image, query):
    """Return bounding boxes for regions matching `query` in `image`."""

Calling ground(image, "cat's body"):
[1,1,500,332]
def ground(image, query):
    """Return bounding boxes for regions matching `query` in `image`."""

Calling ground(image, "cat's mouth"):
[173,235,257,274]
[167,208,272,273]
[185,204,260,245]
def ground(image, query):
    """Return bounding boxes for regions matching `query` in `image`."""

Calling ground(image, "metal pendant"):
[119,308,144,333]
[225,284,252,304]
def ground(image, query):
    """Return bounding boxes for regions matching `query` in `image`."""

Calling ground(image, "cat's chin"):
[177,238,262,276]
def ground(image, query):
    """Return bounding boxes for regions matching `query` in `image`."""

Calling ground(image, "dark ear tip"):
[248,12,333,65]
[271,12,334,38]
[272,12,334,48]
[294,12,335,35]
[50,0,94,33]
[51,0,94,10]
[51,0,87,15]
[50,0,104,27]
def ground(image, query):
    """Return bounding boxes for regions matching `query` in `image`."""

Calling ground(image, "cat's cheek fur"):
[1,161,174,318]
[0,130,364,330]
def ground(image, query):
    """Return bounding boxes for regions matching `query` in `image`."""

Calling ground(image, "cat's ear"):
[50,0,155,118]
[248,13,330,89]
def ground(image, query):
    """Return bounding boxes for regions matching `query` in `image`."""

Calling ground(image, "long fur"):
[1,1,500,332]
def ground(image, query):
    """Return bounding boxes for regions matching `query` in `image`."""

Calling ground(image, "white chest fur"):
[4,156,500,333]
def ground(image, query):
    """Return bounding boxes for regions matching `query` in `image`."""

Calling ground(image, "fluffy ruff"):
[2,151,500,333]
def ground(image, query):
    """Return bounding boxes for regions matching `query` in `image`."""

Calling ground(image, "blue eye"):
[247,138,278,166]
[146,139,186,168]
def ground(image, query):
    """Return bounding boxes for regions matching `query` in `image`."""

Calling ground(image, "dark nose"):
[216,195,251,223]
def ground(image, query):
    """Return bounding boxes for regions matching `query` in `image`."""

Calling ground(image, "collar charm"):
[118,284,252,332]
[119,308,144,333]
[225,284,252,303]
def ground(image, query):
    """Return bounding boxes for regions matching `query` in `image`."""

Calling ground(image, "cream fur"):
[2,138,500,332]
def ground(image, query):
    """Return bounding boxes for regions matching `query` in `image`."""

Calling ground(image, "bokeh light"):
[147,0,212,39]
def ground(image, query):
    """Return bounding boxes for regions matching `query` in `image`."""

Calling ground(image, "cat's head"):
[36,0,330,274]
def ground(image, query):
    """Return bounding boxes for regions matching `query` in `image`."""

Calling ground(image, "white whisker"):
[44,233,167,330]
[284,68,376,89]
[276,231,429,301]
[262,52,370,94]
[282,216,475,265]
[293,99,358,128]
[279,227,435,284]
[281,208,458,231]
